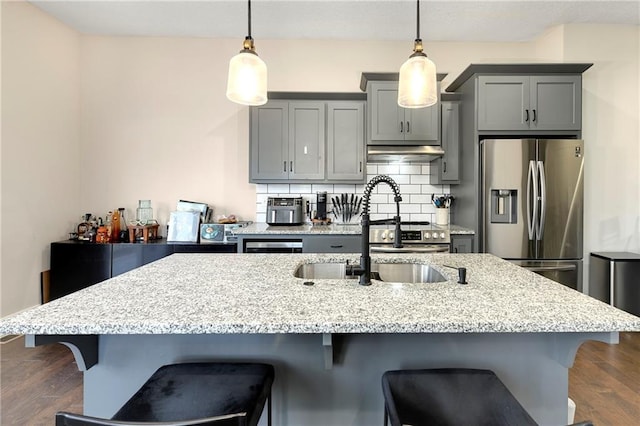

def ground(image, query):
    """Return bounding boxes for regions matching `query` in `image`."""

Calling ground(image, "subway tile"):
[410,174,432,184]
[377,203,397,214]
[312,184,334,193]
[334,184,356,193]
[377,184,393,194]
[421,184,442,194]
[371,213,390,221]
[255,184,269,194]
[410,194,431,204]
[422,204,436,214]
[400,164,421,175]
[355,184,365,193]
[256,194,270,204]
[400,204,422,214]
[388,174,410,184]
[409,213,432,222]
[399,184,422,194]
[267,184,290,194]
[421,164,431,174]
[256,213,266,223]
[369,194,390,204]
[378,164,400,175]
[366,164,378,175]
[256,202,267,213]
[367,204,378,214]
[290,184,312,194]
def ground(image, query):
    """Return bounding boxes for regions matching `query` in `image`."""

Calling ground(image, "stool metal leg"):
[383,403,389,426]
[267,391,272,426]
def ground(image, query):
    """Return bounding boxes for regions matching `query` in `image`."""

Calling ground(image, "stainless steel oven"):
[369,222,451,254]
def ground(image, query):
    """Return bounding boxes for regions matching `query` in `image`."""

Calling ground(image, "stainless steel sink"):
[294,263,357,280]
[294,262,447,283]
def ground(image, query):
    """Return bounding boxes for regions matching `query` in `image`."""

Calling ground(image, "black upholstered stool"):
[382,368,538,426]
[56,362,274,426]
[382,368,594,426]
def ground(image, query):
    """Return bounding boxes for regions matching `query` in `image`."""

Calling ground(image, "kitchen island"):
[2,253,639,425]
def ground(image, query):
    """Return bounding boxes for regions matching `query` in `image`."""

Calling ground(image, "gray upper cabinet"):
[288,101,325,180]
[250,100,289,180]
[326,102,365,181]
[431,100,460,183]
[250,96,365,183]
[477,75,582,131]
[368,81,439,143]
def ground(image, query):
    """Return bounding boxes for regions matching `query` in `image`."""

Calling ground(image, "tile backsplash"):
[255,163,450,223]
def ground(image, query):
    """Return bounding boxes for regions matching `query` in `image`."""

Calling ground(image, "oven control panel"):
[370,229,450,244]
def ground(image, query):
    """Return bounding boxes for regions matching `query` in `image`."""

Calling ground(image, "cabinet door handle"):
[532,109,537,122]
[284,161,287,172]
[359,161,362,173]
[525,109,530,122]
[290,161,293,172]
[330,245,343,249]
[443,161,447,173]
[400,121,404,133]
[406,121,410,133]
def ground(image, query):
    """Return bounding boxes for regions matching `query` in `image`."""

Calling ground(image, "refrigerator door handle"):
[536,161,546,240]
[527,160,537,241]
[524,264,576,273]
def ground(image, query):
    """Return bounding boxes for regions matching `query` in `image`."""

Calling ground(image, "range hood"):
[367,145,445,163]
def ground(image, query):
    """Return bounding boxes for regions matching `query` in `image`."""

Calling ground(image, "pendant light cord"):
[416,0,420,40]
[248,0,252,38]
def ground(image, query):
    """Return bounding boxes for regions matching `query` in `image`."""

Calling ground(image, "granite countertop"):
[2,253,639,336]
[235,223,475,235]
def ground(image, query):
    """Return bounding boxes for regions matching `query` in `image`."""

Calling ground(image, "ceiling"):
[31,1,640,43]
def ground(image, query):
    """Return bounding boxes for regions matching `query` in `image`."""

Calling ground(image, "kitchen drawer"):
[303,235,362,253]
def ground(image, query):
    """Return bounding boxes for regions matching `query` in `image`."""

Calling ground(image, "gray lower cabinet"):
[431,101,460,183]
[477,75,581,131]
[303,235,361,253]
[250,99,364,183]
[450,234,474,253]
[368,81,439,143]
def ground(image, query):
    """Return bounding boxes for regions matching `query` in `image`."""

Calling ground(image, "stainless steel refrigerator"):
[481,139,584,289]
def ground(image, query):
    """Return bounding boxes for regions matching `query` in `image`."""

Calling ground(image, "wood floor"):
[1,333,639,425]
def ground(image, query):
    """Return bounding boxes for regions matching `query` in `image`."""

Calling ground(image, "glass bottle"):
[111,210,120,243]
[118,208,128,242]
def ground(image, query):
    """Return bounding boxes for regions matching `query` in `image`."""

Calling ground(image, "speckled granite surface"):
[236,222,475,235]
[2,253,638,335]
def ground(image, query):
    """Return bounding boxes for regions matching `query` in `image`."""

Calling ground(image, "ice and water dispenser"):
[490,189,517,224]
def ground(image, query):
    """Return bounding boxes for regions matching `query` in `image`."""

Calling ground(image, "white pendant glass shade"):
[226,51,268,106]
[397,54,437,108]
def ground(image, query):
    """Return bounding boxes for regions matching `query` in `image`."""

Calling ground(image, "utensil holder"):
[436,207,449,225]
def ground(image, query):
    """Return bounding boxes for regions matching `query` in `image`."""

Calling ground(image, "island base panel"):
[85,333,606,425]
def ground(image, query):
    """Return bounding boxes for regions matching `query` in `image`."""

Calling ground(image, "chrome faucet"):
[347,175,403,286]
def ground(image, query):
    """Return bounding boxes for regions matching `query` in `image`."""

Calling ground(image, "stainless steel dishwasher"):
[243,239,303,253]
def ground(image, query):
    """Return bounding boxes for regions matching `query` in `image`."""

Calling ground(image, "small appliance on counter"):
[267,197,304,225]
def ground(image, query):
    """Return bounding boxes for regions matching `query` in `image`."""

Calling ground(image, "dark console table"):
[49,240,236,301]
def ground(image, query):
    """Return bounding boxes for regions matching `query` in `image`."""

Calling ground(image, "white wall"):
[78,37,534,228]
[560,25,640,287]
[1,1,81,316]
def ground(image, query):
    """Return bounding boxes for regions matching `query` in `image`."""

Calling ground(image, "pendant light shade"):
[226,0,267,106]
[398,0,437,108]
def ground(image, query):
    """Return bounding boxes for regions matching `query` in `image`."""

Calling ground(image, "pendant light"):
[226,0,267,106]
[397,0,437,108]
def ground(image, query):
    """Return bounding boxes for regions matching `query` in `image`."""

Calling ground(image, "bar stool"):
[56,362,274,426]
[382,368,592,426]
